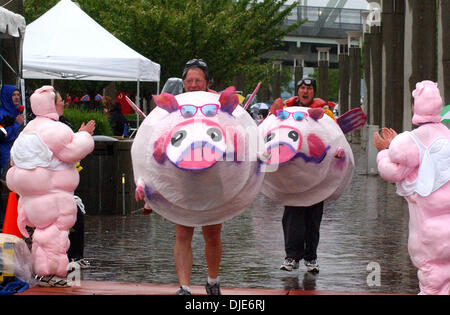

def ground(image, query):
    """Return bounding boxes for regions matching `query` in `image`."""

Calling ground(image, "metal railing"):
[283,5,367,36]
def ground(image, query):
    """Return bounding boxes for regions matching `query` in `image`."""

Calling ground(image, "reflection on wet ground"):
[81,144,419,294]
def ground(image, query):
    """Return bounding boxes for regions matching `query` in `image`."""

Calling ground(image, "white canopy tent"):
[22,0,160,130]
[0,6,26,86]
[0,7,25,38]
[23,0,160,84]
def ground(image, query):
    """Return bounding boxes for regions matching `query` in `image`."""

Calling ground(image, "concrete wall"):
[338,53,349,115]
[381,0,405,132]
[438,0,450,106]
[318,60,329,101]
[365,0,448,132]
[369,26,383,127]
[403,0,437,131]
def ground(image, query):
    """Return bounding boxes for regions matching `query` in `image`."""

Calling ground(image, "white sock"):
[207,276,219,285]
[181,285,191,293]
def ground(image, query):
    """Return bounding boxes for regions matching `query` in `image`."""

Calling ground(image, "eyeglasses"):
[179,104,219,118]
[276,109,308,121]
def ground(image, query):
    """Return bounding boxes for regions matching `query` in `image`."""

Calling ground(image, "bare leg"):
[202,224,222,279]
[174,224,194,287]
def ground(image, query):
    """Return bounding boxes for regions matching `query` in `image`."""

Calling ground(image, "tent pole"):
[136,79,140,129]
[157,81,160,94]
[21,79,27,125]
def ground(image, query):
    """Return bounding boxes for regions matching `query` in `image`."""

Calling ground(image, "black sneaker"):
[177,286,191,295]
[205,282,221,295]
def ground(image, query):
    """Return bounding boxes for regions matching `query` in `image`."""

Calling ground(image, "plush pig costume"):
[376,81,450,295]
[131,87,264,227]
[6,86,94,277]
[258,100,355,206]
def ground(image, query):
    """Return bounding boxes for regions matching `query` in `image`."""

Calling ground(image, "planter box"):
[75,137,143,215]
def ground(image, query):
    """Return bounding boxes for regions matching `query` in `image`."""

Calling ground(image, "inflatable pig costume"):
[132,87,264,227]
[376,81,450,294]
[6,86,94,279]
[258,100,355,206]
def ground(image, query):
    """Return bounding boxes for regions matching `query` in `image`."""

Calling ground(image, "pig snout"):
[262,126,302,165]
[165,120,227,170]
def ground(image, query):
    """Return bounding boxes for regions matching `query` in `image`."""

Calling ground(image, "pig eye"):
[171,130,186,147]
[288,130,299,142]
[207,128,222,142]
[264,132,275,143]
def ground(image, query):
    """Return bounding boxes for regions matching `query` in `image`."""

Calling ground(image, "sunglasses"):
[301,79,313,85]
[179,104,219,118]
[183,59,210,81]
[185,59,207,68]
[276,109,308,121]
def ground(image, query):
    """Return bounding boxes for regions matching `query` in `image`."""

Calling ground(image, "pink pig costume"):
[6,86,94,277]
[376,81,450,295]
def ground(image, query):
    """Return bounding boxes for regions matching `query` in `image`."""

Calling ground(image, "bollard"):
[367,125,379,175]
[122,173,126,216]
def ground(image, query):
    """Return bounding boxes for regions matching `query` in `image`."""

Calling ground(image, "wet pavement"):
[81,144,419,294]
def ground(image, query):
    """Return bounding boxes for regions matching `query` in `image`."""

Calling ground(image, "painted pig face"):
[259,101,354,206]
[151,89,242,170]
[164,117,227,170]
[131,87,264,227]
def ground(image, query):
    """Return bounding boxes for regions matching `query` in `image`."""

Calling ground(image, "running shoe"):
[177,286,191,295]
[205,282,221,295]
[73,258,91,269]
[36,274,70,287]
[280,258,299,271]
[305,260,320,273]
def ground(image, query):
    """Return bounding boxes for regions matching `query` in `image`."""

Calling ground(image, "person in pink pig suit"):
[375,80,450,295]
[6,86,94,287]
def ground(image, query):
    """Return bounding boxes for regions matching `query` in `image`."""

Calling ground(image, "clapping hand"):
[373,127,398,152]
[78,120,96,136]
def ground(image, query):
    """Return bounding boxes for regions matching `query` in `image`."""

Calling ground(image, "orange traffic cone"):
[2,192,22,238]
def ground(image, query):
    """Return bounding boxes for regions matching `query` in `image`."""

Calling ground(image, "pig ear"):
[152,93,179,113]
[153,133,167,164]
[269,98,284,116]
[219,86,239,115]
[308,108,325,121]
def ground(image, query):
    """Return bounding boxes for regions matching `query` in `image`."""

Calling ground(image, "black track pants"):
[282,202,324,262]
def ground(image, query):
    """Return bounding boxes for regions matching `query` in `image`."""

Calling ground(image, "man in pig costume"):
[6,86,94,287]
[375,80,450,295]
[132,83,263,295]
[259,77,361,273]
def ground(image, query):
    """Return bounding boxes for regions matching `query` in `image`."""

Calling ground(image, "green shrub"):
[63,108,113,136]
[125,113,137,123]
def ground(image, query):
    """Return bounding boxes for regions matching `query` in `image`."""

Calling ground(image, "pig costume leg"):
[29,193,77,277]
[406,193,450,295]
